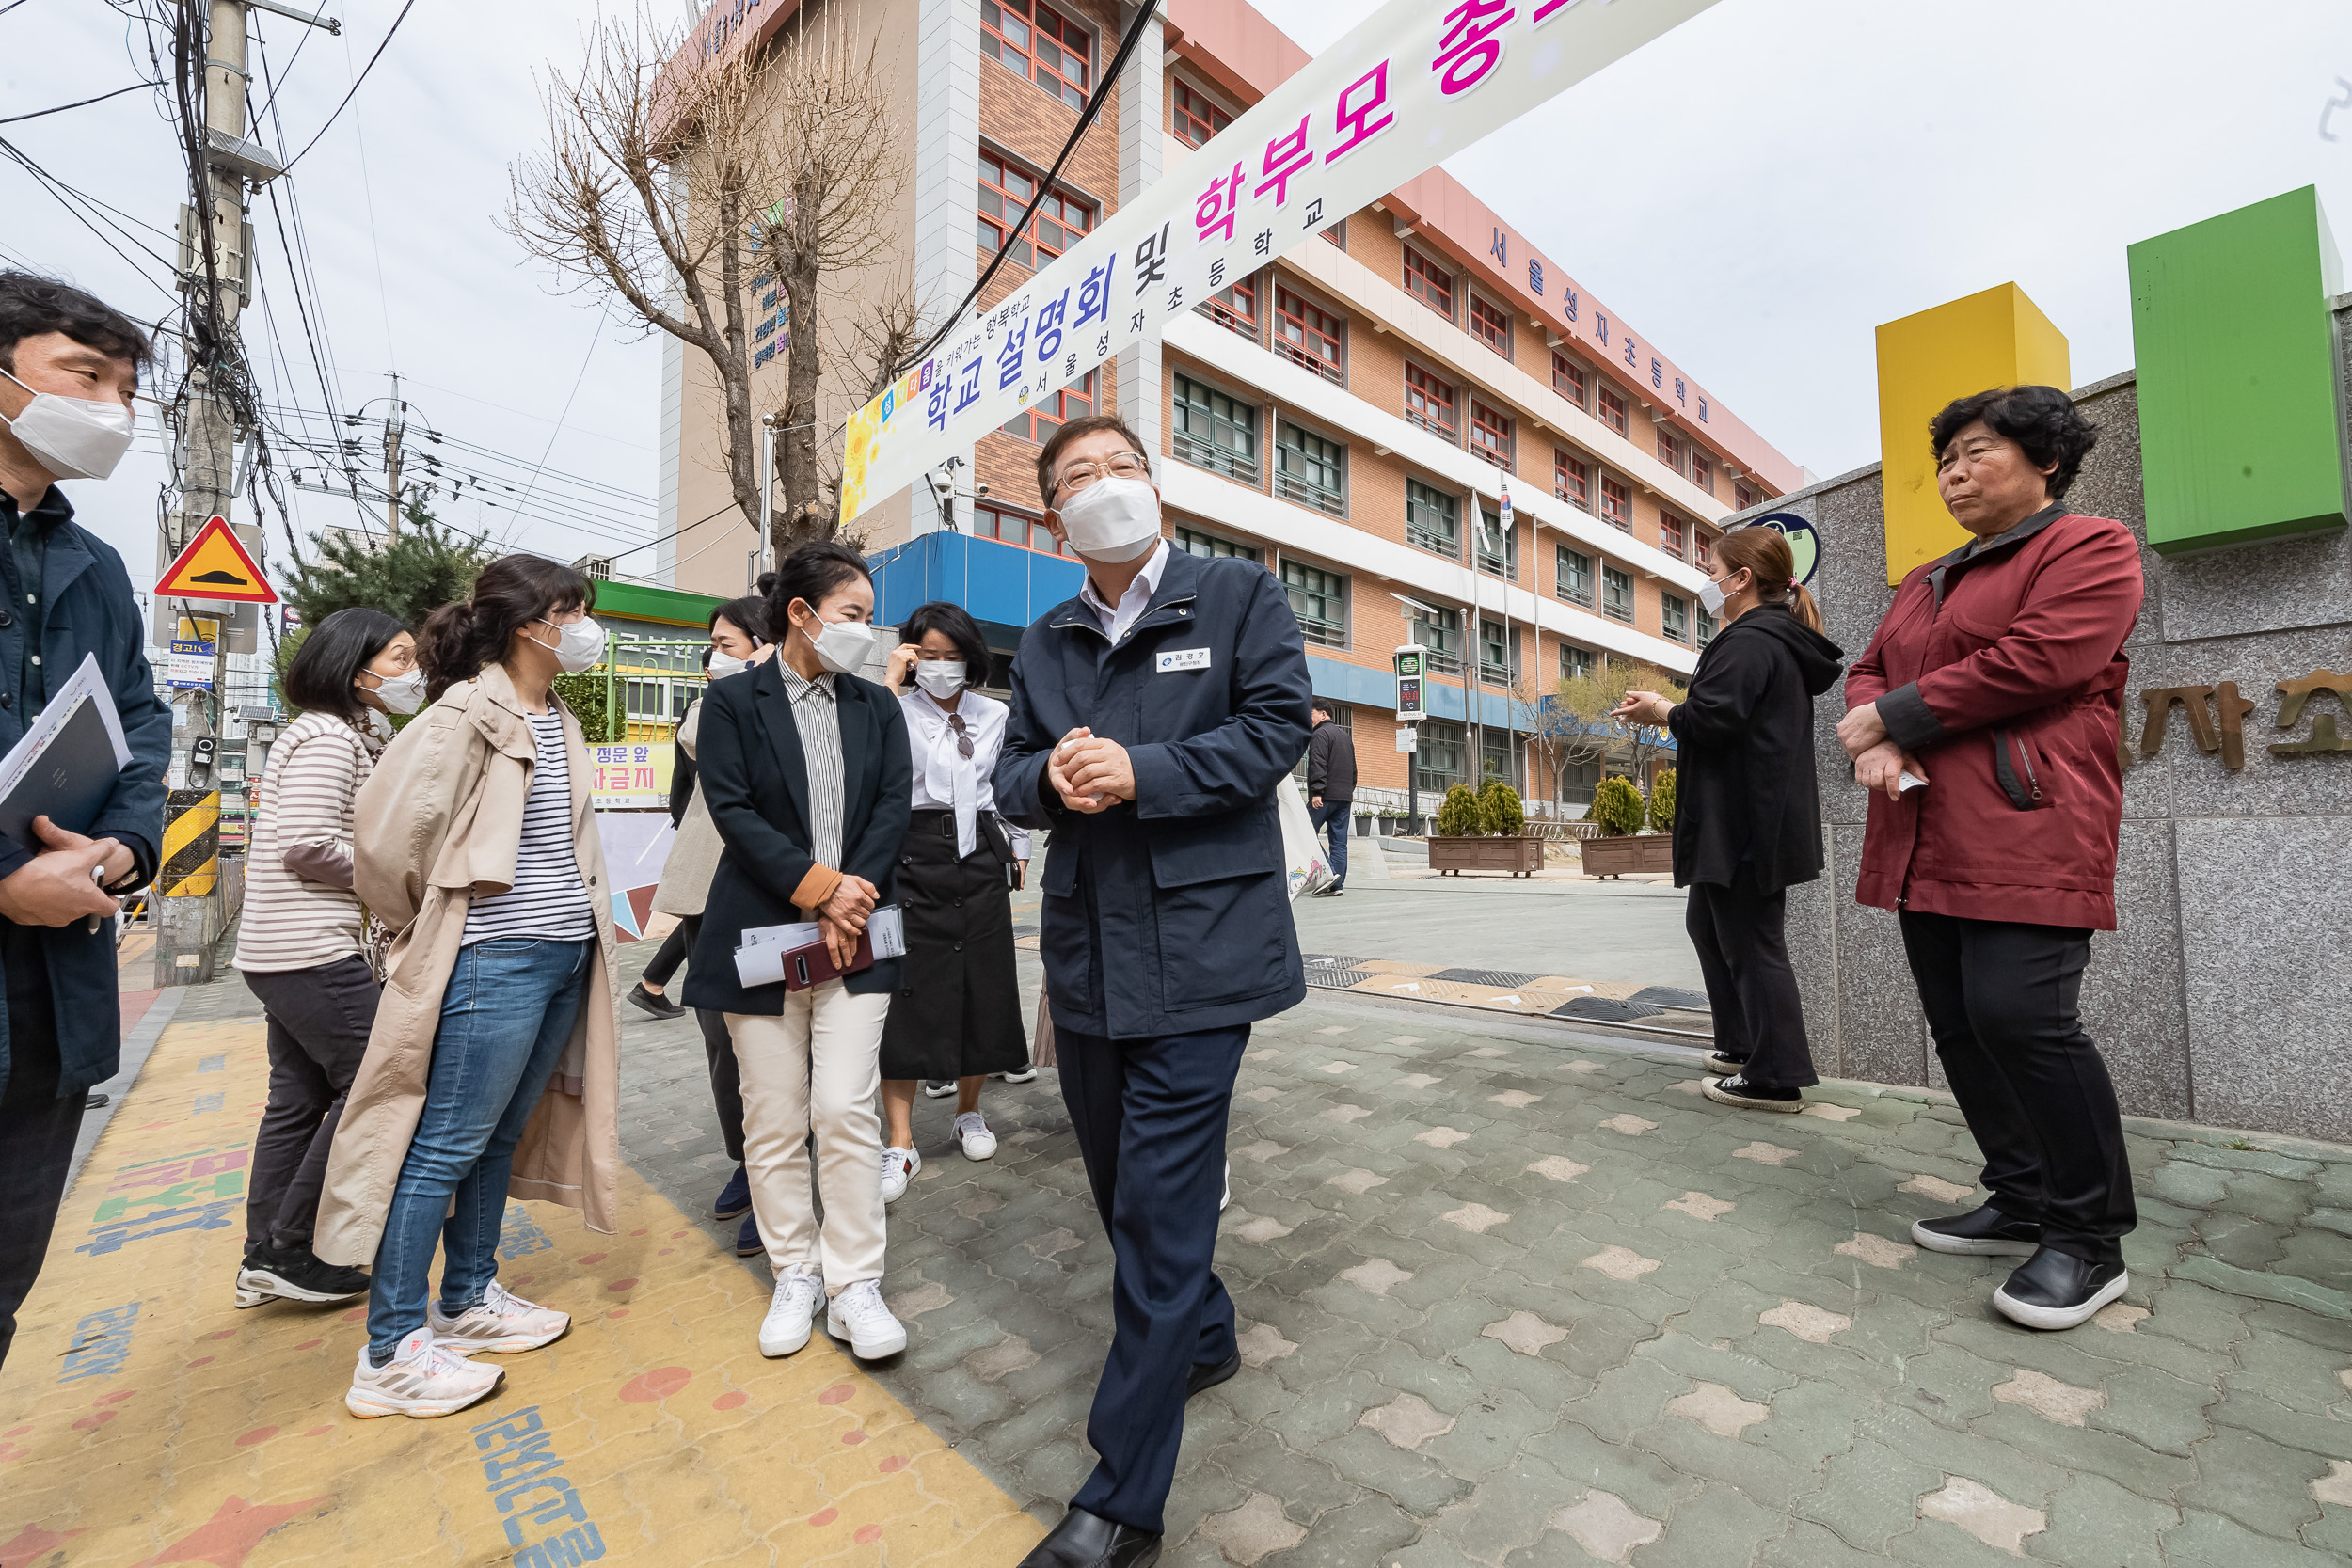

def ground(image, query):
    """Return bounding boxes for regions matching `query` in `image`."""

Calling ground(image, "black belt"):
[910,807,1011,860]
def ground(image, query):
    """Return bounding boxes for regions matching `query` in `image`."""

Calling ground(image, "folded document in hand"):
[732,905,905,989]
[0,653,134,856]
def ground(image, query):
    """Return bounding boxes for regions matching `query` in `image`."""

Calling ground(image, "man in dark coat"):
[996,415,1311,1568]
[0,274,173,1368]
[1305,700,1357,893]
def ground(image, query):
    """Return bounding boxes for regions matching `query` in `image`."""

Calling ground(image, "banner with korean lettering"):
[591,742,675,810]
[838,0,1721,526]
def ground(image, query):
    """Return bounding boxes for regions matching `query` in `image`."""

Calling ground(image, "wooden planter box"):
[1427,835,1548,878]
[1580,833,1676,879]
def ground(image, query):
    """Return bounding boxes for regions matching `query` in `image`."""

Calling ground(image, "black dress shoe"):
[626,982,686,1020]
[1016,1507,1161,1568]
[1186,1351,1241,1399]
[1910,1203,2042,1257]
[1993,1246,2129,1331]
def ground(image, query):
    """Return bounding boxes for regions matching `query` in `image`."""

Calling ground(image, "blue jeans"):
[1310,799,1350,887]
[367,938,593,1364]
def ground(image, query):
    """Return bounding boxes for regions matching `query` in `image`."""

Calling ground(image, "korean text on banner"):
[837,0,1722,525]
[591,742,674,809]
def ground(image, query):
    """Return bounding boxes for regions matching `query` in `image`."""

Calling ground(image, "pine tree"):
[274,503,491,714]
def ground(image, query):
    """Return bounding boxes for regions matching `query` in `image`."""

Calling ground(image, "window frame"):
[1274,419,1347,517]
[973,500,1071,558]
[1469,399,1515,471]
[1560,641,1596,684]
[999,367,1095,445]
[1171,525,1261,562]
[982,0,1094,111]
[977,149,1095,271]
[1170,370,1261,484]
[1551,351,1589,410]
[1403,361,1458,442]
[1272,283,1345,385]
[1402,245,1454,322]
[1413,716,1465,796]
[1734,480,1758,512]
[1203,273,1260,342]
[1554,543,1593,609]
[1280,557,1349,650]
[1170,77,1232,148]
[1596,381,1629,437]
[1657,511,1686,561]
[1475,505,1518,582]
[1690,447,1713,496]
[1554,449,1590,512]
[1655,426,1683,474]
[1661,591,1690,645]
[1478,616,1520,686]
[1601,564,1634,624]
[1694,528,1715,571]
[1469,293,1512,359]
[1406,604,1462,675]
[1599,475,1630,531]
[1405,476,1460,559]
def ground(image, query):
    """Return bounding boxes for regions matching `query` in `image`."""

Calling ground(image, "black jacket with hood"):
[1663,601,1844,895]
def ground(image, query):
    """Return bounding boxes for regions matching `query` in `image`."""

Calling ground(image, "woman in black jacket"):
[1614,526,1843,1112]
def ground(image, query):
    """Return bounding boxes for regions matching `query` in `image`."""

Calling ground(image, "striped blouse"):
[460,708,598,944]
[232,709,381,974]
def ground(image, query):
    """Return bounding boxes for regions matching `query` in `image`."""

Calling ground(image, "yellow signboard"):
[154,515,277,603]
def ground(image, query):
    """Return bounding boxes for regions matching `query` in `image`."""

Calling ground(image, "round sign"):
[1748,513,1820,587]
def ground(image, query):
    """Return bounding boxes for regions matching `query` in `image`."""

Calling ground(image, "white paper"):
[1899,772,1929,792]
[0,653,132,804]
[869,904,905,959]
[732,942,787,990]
[739,920,821,952]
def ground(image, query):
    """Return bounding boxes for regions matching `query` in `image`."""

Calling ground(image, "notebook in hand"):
[0,693,121,856]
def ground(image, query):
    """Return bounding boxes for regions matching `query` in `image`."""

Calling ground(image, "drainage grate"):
[1428,967,1547,989]
[1303,953,1371,971]
[1304,968,1375,990]
[1629,985,1710,1011]
[1551,996,1666,1022]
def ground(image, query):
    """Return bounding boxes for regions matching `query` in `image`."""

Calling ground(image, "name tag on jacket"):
[1156,647,1212,673]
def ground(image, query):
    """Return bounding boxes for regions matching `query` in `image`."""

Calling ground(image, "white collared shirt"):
[900,686,1030,860]
[1077,538,1171,647]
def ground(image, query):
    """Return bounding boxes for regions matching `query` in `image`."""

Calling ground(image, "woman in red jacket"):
[1840,384,2143,1333]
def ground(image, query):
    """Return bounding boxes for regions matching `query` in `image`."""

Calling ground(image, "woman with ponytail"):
[1613,525,1843,1111]
[314,555,623,1419]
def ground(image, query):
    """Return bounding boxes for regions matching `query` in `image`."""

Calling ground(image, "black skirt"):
[878,810,1030,1080]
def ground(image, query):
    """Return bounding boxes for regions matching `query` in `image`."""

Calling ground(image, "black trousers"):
[1899,911,2136,1266]
[0,921,82,1370]
[680,916,744,1164]
[641,922,691,988]
[242,957,381,1251]
[1685,868,1818,1088]
[1057,1021,1247,1536]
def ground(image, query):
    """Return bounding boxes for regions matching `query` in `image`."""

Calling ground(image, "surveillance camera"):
[976,481,990,497]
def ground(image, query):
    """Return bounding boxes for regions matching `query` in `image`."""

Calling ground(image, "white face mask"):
[1054,473,1162,563]
[532,615,605,673]
[914,660,966,699]
[364,666,427,715]
[707,650,753,681]
[1699,573,1736,618]
[799,612,872,676]
[0,367,135,482]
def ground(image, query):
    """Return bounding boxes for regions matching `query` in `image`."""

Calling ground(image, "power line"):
[0,80,165,124]
[280,0,415,171]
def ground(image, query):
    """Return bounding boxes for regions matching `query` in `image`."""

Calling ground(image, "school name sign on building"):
[838,0,1722,526]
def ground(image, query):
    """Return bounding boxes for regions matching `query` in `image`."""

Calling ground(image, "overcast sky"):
[9,0,2349,600]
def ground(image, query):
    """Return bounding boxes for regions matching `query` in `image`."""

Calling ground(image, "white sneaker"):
[825,1279,908,1359]
[954,1112,997,1161]
[427,1279,571,1354]
[881,1146,920,1203]
[995,1066,1040,1085]
[344,1326,503,1419]
[921,1079,957,1099]
[758,1265,823,1357]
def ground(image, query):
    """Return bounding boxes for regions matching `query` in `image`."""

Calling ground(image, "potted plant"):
[1428,782,1547,877]
[1579,775,1674,878]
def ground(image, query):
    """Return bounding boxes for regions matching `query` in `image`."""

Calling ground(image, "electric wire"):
[278,0,416,172]
[0,80,167,124]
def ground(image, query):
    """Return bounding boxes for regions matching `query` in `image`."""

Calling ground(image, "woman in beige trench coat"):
[317,555,621,1420]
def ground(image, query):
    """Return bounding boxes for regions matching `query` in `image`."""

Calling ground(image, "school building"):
[656,0,1804,813]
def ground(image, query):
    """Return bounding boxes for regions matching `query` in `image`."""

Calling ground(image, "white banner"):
[839,0,1721,525]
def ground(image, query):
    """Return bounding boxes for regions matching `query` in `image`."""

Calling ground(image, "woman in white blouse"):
[876,601,1032,1200]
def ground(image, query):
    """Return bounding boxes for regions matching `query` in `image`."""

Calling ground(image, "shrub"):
[1590,775,1646,836]
[1436,784,1486,837]
[1647,768,1677,832]
[1479,779,1525,835]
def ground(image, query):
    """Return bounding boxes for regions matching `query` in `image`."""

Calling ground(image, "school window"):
[999,368,1094,444]
[1690,448,1713,496]
[1552,352,1588,409]
[1469,400,1514,469]
[1407,605,1462,674]
[1403,246,1454,320]
[1658,511,1686,560]
[1406,478,1459,558]
[973,501,1070,557]
[1656,427,1683,472]
[1560,642,1596,683]
[983,0,1092,111]
[1555,544,1593,608]
[1414,717,1465,795]
[1554,451,1590,511]
[1170,78,1230,147]
[1476,507,1518,581]
[1478,618,1519,684]
[1661,592,1690,645]
[1273,286,1344,384]
[1557,756,1599,806]
[1172,526,1260,562]
[1734,480,1758,512]
[1599,476,1630,530]
[1470,294,1511,358]
[1275,421,1346,517]
[977,151,1094,269]
[1321,218,1347,248]
[1171,372,1259,483]
[1694,528,1714,570]
[1403,363,1456,440]
[1482,730,1522,792]
[1281,560,1348,649]
[1697,605,1719,647]
[1204,276,1257,341]
[1602,565,1634,623]
[1597,383,1629,436]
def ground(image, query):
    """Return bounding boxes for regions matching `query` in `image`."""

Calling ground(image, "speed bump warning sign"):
[154,515,277,603]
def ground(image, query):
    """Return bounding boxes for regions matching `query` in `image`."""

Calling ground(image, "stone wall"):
[1754,302,2351,1143]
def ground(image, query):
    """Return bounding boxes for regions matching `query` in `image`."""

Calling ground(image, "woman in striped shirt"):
[322,555,622,1420]
[231,608,419,1311]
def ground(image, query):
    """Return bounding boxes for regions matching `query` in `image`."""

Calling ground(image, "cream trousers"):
[727,981,892,1291]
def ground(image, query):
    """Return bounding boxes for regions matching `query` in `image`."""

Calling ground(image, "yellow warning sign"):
[154,515,277,603]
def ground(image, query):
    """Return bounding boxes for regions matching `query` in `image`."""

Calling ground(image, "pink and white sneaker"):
[427,1279,572,1354]
[344,1326,503,1419]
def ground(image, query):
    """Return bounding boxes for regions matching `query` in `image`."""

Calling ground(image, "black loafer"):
[1911,1203,2042,1257]
[626,982,685,1020]
[1186,1351,1241,1399]
[1016,1507,1162,1568]
[1993,1246,2129,1331]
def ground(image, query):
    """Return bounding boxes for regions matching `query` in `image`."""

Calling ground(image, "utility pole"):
[384,371,404,537]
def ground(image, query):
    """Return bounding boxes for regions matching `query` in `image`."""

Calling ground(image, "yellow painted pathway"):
[1,1005,1043,1566]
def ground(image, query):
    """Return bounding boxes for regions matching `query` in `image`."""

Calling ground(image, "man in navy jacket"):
[996,415,1311,1568]
[0,275,173,1368]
